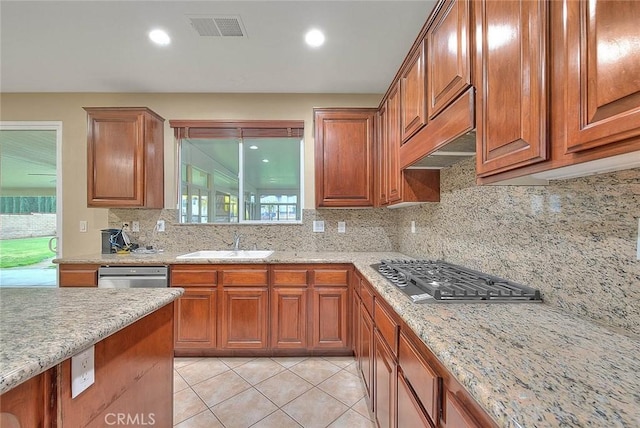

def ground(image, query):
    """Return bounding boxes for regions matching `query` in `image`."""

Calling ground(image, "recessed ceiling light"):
[305,29,325,48]
[262,159,269,163]
[149,29,171,46]
[249,145,258,150]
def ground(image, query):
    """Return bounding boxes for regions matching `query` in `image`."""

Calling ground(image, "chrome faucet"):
[231,231,241,251]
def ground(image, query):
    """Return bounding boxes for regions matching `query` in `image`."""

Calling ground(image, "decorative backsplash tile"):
[398,158,640,336]
[108,208,398,254]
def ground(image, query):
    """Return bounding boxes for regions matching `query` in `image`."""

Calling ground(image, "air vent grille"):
[187,15,246,38]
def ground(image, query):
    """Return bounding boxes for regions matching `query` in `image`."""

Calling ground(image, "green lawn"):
[0,237,56,268]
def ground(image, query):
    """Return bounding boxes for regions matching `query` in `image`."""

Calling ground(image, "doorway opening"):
[0,122,62,287]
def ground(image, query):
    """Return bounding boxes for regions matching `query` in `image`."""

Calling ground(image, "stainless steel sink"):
[176,250,274,260]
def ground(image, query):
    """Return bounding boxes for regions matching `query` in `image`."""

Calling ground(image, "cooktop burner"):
[372,259,542,303]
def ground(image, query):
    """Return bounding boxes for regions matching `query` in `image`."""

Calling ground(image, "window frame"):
[172,120,304,225]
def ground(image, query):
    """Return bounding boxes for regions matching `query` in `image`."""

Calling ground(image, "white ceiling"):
[0,0,437,94]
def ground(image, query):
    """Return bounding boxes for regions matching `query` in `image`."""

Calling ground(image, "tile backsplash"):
[398,158,640,336]
[110,158,640,335]
[109,208,398,254]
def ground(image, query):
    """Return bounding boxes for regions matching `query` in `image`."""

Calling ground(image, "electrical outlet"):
[79,220,87,233]
[156,220,165,232]
[71,346,95,398]
[411,221,416,234]
[122,222,130,231]
[312,220,324,233]
[338,221,346,233]
[132,221,140,232]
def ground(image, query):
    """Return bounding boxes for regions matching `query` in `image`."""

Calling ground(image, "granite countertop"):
[54,252,640,427]
[0,287,183,394]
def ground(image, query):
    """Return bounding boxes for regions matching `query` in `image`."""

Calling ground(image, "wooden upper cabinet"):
[562,0,640,153]
[85,107,164,208]
[428,0,471,119]
[401,40,428,142]
[474,0,549,177]
[386,83,402,203]
[377,104,389,206]
[314,108,376,207]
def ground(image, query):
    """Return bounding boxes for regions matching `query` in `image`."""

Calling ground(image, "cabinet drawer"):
[170,266,217,286]
[443,389,481,428]
[273,269,308,286]
[399,332,440,422]
[375,299,399,356]
[360,278,375,316]
[221,269,268,286]
[58,264,99,287]
[314,269,349,286]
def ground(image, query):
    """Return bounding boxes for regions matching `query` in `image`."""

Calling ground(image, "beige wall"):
[0,93,381,256]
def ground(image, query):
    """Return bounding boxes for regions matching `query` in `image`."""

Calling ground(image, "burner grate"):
[374,260,541,303]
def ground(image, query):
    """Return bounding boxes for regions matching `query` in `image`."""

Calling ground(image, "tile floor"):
[173,356,376,428]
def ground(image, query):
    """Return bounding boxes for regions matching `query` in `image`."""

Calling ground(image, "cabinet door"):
[174,288,216,349]
[0,370,53,427]
[398,333,440,424]
[271,288,308,349]
[397,369,433,428]
[441,389,481,428]
[359,305,374,406]
[221,287,269,349]
[401,40,428,142]
[311,287,348,349]
[58,264,99,287]
[314,108,376,207]
[387,83,402,203]
[377,103,389,206]
[374,329,396,428]
[428,0,471,119]
[562,0,640,153]
[475,0,549,177]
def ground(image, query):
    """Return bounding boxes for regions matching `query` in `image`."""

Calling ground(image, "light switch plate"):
[313,220,324,233]
[338,221,346,233]
[411,221,416,234]
[156,220,165,232]
[71,345,95,398]
[79,220,87,233]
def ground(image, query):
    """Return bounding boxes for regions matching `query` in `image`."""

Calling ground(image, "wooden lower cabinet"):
[221,287,269,349]
[311,287,348,350]
[441,389,481,428]
[271,287,308,349]
[397,368,433,428]
[359,302,375,407]
[0,369,54,427]
[374,329,396,428]
[58,264,99,287]
[174,288,216,350]
[358,273,497,428]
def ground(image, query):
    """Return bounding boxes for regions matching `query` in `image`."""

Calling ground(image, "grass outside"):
[0,237,56,268]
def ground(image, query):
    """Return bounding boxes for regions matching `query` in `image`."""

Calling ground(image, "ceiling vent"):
[187,15,247,38]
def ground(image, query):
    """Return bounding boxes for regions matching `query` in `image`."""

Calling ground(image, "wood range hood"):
[399,87,477,171]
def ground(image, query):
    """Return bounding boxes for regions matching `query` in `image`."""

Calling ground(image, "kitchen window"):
[172,120,303,224]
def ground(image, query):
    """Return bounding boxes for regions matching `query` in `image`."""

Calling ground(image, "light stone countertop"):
[54,252,640,427]
[0,287,183,394]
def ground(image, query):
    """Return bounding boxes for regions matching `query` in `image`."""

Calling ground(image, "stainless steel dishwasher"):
[97,266,168,288]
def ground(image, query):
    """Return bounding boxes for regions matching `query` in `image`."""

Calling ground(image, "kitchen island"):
[55,252,640,427]
[0,287,183,427]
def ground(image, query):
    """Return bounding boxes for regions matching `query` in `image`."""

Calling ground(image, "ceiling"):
[0,0,437,94]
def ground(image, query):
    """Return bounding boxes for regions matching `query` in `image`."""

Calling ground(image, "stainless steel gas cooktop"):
[372,259,542,303]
